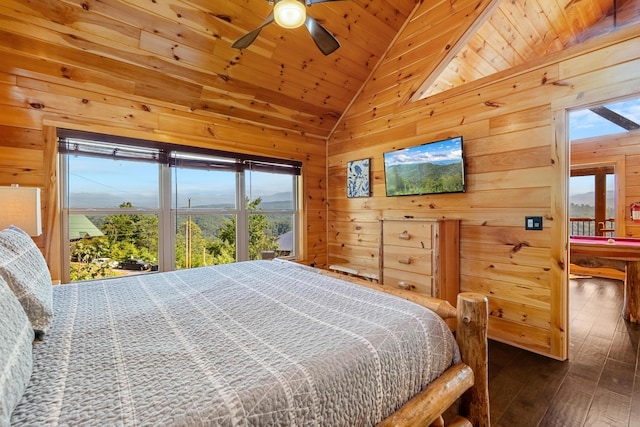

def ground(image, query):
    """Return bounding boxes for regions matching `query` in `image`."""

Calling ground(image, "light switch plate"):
[525,216,543,230]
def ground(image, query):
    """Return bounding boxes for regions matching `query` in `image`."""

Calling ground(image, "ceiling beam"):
[589,106,640,131]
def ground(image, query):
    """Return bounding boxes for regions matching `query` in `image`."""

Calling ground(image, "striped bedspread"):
[11,260,459,426]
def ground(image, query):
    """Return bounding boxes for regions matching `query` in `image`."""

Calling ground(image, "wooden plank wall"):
[1,0,638,361]
[328,16,640,359]
[0,72,328,282]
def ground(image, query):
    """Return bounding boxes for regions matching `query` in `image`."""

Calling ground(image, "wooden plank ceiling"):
[413,0,640,100]
[0,0,637,139]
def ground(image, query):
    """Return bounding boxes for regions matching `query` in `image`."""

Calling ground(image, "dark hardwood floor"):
[488,277,640,426]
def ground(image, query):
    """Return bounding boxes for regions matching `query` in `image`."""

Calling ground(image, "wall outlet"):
[525,216,543,230]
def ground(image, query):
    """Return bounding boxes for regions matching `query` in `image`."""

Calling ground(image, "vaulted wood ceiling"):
[0,0,638,139]
[414,0,640,100]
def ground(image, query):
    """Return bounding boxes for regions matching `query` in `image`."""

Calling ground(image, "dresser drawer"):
[383,268,433,295]
[379,218,459,306]
[382,245,433,275]
[382,221,433,249]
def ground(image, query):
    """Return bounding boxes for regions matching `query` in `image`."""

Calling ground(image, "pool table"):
[570,235,640,323]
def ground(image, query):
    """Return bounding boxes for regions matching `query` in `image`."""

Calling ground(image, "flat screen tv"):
[383,136,465,196]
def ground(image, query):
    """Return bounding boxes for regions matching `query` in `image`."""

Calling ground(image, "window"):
[171,154,238,268]
[569,166,615,237]
[245,168,298,259]
[59,130,301,282]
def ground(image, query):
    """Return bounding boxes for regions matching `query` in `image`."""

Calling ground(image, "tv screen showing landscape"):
[384,136,465,196]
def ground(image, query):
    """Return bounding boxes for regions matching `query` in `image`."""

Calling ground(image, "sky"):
[384,136,463,167]
[68,156,293,209]
[569,98,640,140]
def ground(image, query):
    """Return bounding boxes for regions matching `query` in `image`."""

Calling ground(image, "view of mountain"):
[70,191,294,209]
[385,161,464,196]
[569,190,616,219]
[74,188,609,210]
[70,192,160,209]
[569,190,615,206]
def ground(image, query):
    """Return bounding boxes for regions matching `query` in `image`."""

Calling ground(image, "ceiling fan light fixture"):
[274,0,306,29]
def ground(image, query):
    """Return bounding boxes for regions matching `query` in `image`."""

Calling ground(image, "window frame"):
[59,129,301,283]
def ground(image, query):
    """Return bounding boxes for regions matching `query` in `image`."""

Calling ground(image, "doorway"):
[567,96,640,343]
[569,96,640,241]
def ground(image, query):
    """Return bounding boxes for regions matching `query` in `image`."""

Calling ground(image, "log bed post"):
[456,292,489,427]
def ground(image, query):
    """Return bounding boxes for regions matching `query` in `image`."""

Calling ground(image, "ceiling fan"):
[232,0,342,56]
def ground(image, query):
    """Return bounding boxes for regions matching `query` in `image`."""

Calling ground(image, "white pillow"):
[0,273,34,425]
[0,226,53,335]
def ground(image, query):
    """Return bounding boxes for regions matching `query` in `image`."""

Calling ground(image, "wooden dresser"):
[379,218,460,309]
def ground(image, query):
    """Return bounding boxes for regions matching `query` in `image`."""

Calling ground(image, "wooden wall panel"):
[1,0,638,361]
[328,16,640,359]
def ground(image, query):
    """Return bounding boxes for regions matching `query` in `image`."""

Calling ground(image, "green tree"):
[207,214,237,265]
[70,263,116,281]
[102,202,158,263]
[70,239,92,264]
[175,219,208,269]
[207,239,236,265]
[70,236,110,264]
[102,202,136,245]
[69,235,116,281]
[248,211,279,260]
[206,198,279,264]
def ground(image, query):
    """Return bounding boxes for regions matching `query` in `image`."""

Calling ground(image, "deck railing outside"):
[569,217,615,236]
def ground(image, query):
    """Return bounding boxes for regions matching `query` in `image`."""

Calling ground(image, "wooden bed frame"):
[319,269,490,427]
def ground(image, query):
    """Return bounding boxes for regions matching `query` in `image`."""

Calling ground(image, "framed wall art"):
[346,158,370,198]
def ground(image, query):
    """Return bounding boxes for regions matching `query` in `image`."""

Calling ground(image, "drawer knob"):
[397,281,414,290]
[397,256,411,265]
[398,231,411,240]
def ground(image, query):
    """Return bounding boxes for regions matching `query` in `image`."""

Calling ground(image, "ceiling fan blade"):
[306,0,342,4]
[232,12,274,49]
[304,15,340,55]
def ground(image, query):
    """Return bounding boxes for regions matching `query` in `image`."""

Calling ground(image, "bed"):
[0,225,489,427]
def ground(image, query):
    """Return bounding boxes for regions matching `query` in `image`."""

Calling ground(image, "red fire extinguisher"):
[631,202,640,223]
